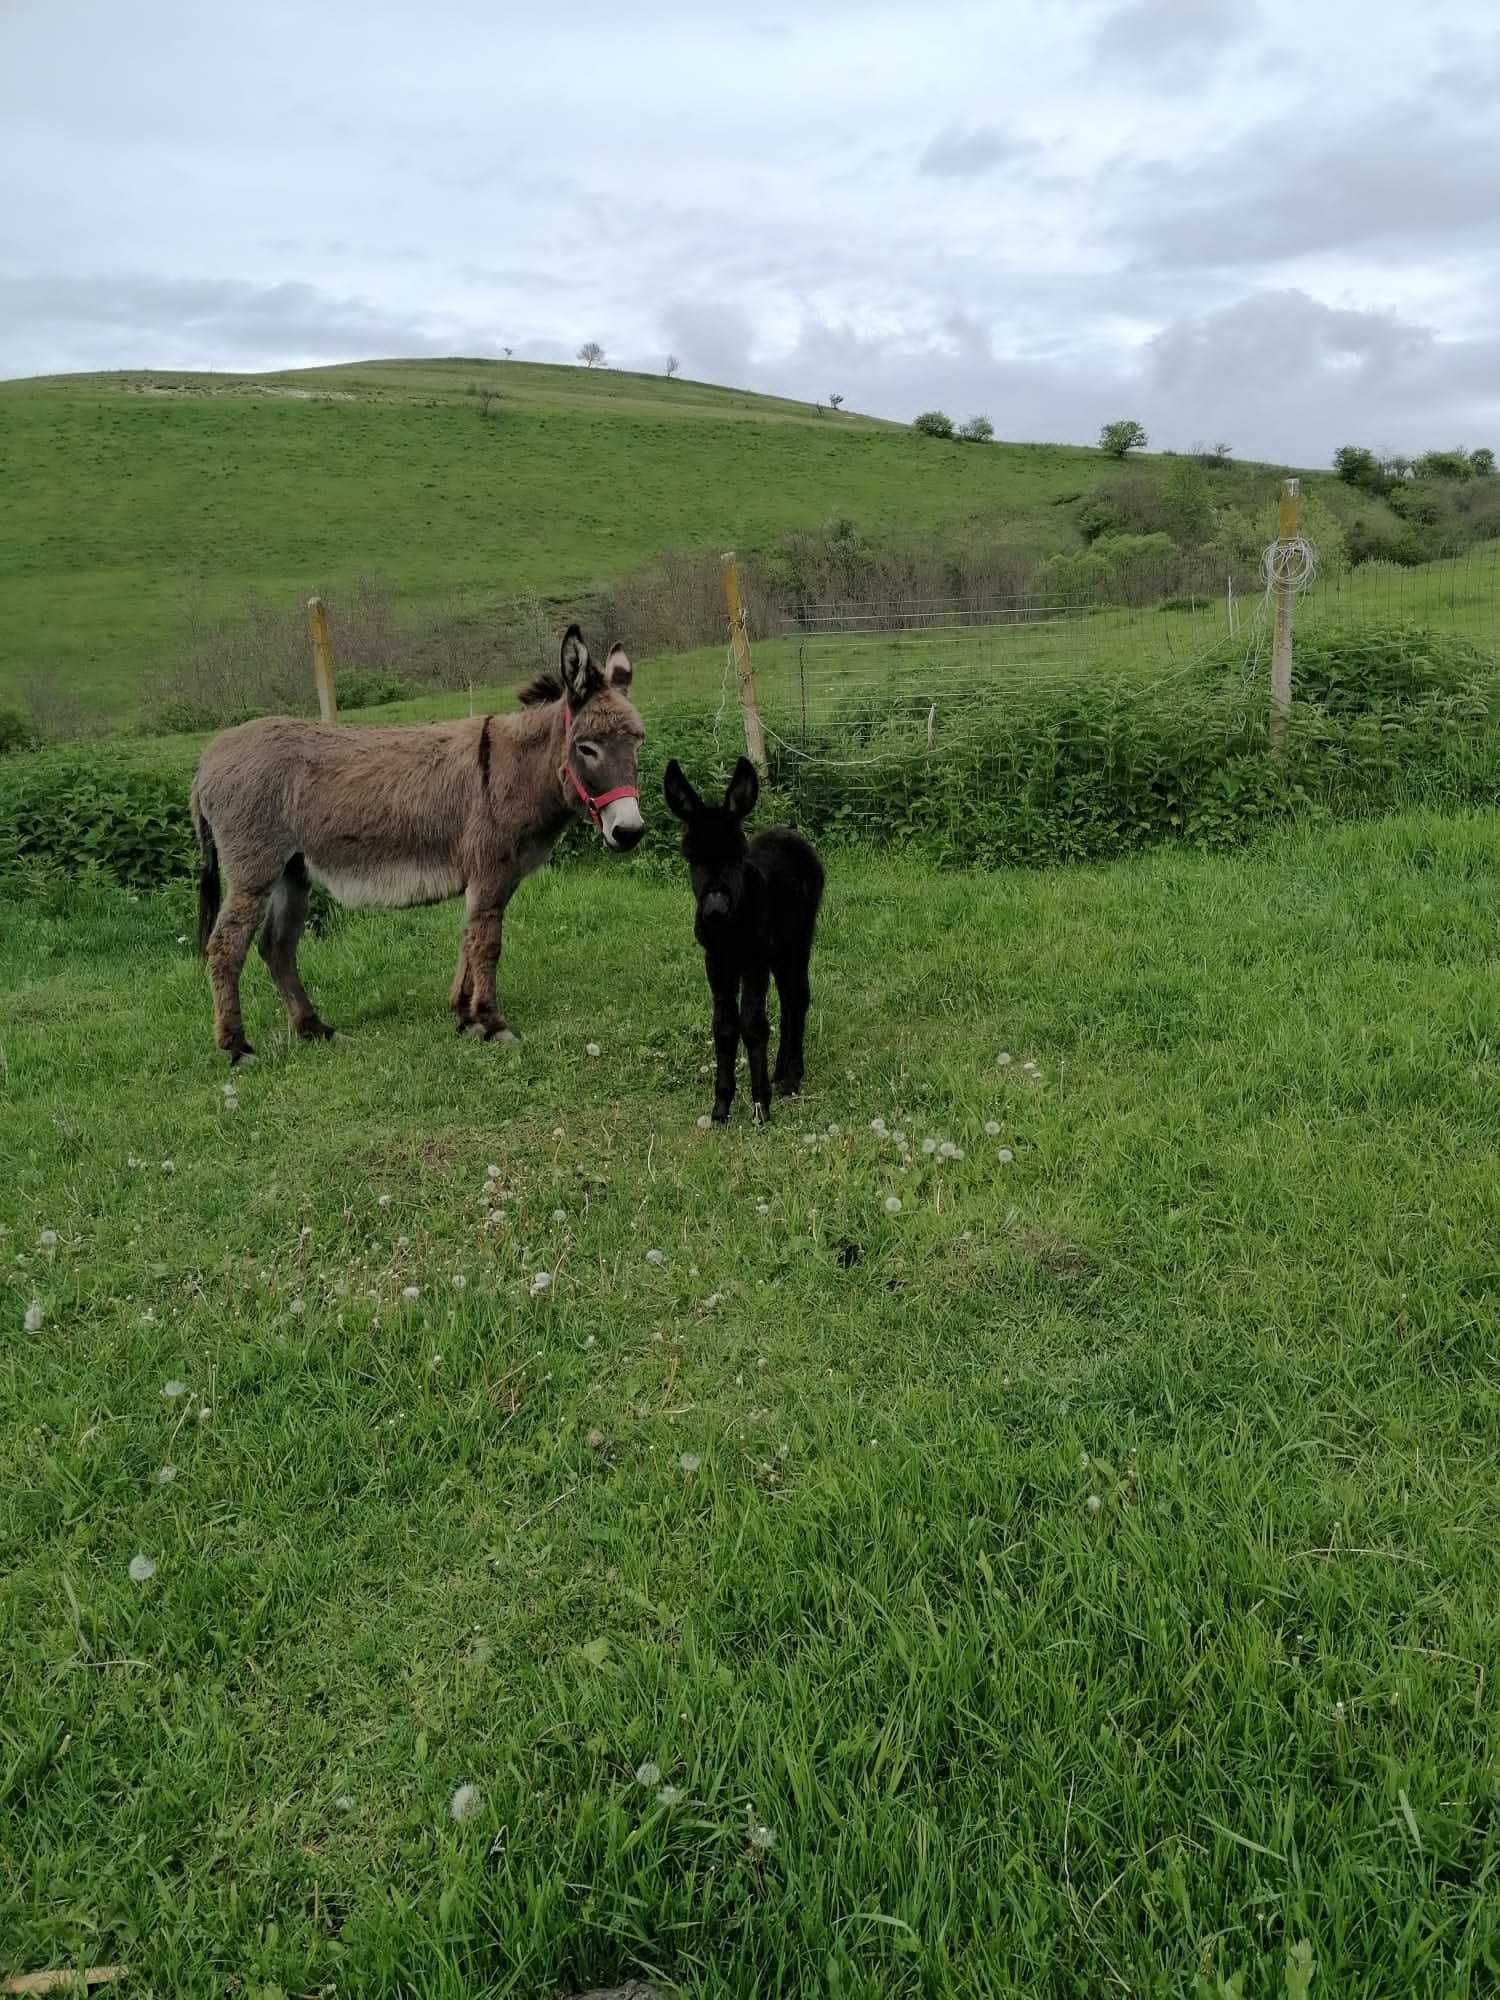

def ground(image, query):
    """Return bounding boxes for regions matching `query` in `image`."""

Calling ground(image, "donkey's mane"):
[517,672,563,708]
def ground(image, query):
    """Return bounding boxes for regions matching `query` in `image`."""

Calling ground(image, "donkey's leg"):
[707,956,741,1123]
[448,936,473,1034]
[458,881,519,1043]
[257,859,333,1041]
[739,965,774,1122]
[773,957,811,1097]
[206,882,273,1064]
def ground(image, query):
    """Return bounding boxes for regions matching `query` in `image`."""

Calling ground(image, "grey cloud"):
[1092,0,1256,79]
[919,125,1030,179]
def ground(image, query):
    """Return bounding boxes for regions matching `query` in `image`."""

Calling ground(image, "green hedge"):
[4,625,1497,897]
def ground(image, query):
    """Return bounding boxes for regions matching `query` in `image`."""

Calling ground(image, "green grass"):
[5,813,1500,1995]
[0,360,1107,716]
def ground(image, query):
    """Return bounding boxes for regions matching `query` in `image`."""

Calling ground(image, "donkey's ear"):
[559,623,602,708]
[724,756,759,821]
[663,758,702,821]
[604,641,633,691]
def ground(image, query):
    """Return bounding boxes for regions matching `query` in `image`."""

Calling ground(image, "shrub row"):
[3,627,1496,897]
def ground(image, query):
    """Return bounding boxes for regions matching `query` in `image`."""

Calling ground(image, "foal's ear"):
[559,623,603,708]
[663,758,702,821]
[724,756,759,821]
[604,641,633,690]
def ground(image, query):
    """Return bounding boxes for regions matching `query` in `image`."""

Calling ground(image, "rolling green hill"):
[0,355,1478,727]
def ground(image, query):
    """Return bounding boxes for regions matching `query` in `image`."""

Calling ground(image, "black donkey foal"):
[664,756,825,1124]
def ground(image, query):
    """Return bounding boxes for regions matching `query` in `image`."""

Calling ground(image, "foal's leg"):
[707,955,741,1123]
[456,880,519,1043]
[257,860,333,1041]
[739,965,774,1122]
[206,881,273,1064]
[772,957,811,1097]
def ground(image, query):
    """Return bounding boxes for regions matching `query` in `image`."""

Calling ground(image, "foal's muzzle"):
[700,890,731,920]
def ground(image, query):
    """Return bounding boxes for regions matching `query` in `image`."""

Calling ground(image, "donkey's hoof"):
[484,1024,520,1045]
[227,1041,256,1067]
[297,1017,335,1042]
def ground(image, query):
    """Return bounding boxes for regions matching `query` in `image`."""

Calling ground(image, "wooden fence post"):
[721,552,766,778]
[1269,477,1298,757]
[306,596,337,722]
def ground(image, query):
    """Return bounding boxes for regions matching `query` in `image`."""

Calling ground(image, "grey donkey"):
[191,625,643,1064]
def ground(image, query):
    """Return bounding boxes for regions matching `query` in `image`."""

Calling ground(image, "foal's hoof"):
[484,1024,520,1045]
[711,1102,732,1125]
[752,1099,772,1126]
[775,1075,802,1099]
[297,1017,335,1042]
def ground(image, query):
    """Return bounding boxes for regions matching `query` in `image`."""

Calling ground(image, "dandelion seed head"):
[998,1052,1012,1067]
[696,1115,712,1131]
[162,1380,186,1400]
[585,1042,601,1058]
[984,1121,1001,1138]
[452,1274,467,1291]
[870,1118,887,1134]
[551,1127,564,1140]
[586,1428,606,1451]
[645,1248,665,1267]
[826,1123,841,1138]
[657,1784,685,1806]
[884,1196,902,1215]
[401,1285,420,1302]
[529,1271,552,1297]
[996,1147,1014,1165]
[157,1463,177,1485]
[1086,1494,1102,1516]
[756,1202,770,1217]
[921,1138,938,1155]
[635,1761,662,1787]
[449,1783,481,1822]
[161,1160,175,1176]
[24,1300,44,1334]
[748,1820,776,1851]
[128,1554,157,1583]
[378,1193,392,1209]
[679,1452,701,1475]
[289,1296,305,1316]
[551,1209,567,1225]
[39,1228,59,1249]
[334,1793,354,1813]
[1079,1451,1091,1470]
[584,1334,596,1349]
[197,1403,212,1423]
[486,1163,501,1179]
[704,1291,723,1309]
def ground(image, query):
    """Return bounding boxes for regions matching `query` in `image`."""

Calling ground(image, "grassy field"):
[0,359,1112,716]
[5,812,1499,1996]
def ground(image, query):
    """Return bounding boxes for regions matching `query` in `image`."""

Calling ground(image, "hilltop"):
[0,355,1466,723]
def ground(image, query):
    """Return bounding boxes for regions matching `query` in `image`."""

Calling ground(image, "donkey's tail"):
[192,788,222,955]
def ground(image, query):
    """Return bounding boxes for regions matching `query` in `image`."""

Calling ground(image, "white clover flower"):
[679,1452,701,1475]
[1086,1494,1102,1517]
[529,1271,552,1297]
[128,1554,157,1583]
[401,1285,420,1302]
[699,1063,712,1077]
[39,1228,59,1250]
[645,1249,665,1267]
[449,1783,481,1822]
[162,1380,186,1400]
[24,1300,44,1334]
[157,1464,177,1485]
[635,1761,662,1787]
[884,1196,902,1215]
[984,1121,1001,1138]
[161,1160,175,1176]
[996,1147,1014,1165]
[127,1154,141,1169]
[585,1042,601,1058]
[657,1784,685,1806]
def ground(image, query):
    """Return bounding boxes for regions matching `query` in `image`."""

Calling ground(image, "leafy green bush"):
[912,411,954,439]
[0,750,195,894]
[1194,623,1496,717]
[0,703,37,755]
[338,670,418,711]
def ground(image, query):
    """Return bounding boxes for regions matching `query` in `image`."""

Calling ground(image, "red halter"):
[563,702,640,829]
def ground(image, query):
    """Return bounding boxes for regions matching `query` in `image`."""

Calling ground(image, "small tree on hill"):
[913,409,955,439]
[502,346,513,359]
[665,354,680,380]
[577,341,606,369]
[1334,445,1385,489]
[1472,447,1496,477]
[828,393,845,412]
[1099,419,1147,459]
[958,414,995,443]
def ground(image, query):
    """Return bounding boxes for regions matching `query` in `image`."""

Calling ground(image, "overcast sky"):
[3,0,1497,463]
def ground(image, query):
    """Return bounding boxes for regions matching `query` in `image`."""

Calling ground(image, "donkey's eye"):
[577,742,600,761]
